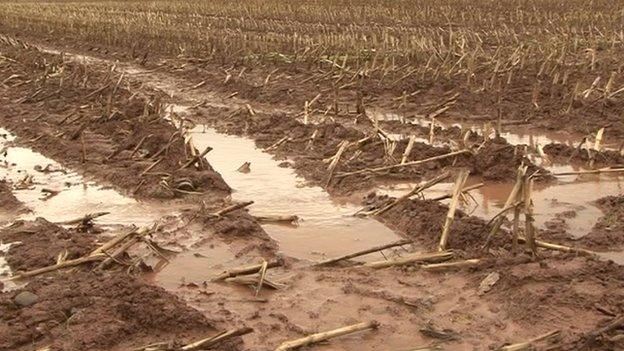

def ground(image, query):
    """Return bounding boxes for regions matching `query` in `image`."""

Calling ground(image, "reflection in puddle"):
[371,111,624,248]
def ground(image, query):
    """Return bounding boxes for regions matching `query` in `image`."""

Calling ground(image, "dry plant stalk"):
[523,175,537,256]
[211,201,254,217]
[438,170,469,251]
[226,275,286,290]
[498,330,560,351]
[180,146,212,170]
[337,149,470,178]
[12,227,150,279]
[422,258,481,270]
[254,259,269,296]
[274,321,379,351]
[325,140,350,187]
[589,127,605,167]
[364,251,453,269]
[428,117,435,144]
[372,172,451,216]
[266,136,290,151]
[212,260,282,281]
[11,254,105,280]
[483,165,527,249]
[181,328,254,351]
[315,239,412,266]
[135,328,254,351]
[401,135,417,164]
[517,237,597,257]
[429,183,484,201]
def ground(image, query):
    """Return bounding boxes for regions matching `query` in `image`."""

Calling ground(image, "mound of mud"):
[0,42,230,200]
[0,219,243,351]
[364,194,508,256]
[543,143,624,167]
[0,271,221,351]
[467,137,548,181]
[583,196,624,250]
[480,257,624,350]
[1,218,96,272]
[0,180,23,213]
[197,106,549,196]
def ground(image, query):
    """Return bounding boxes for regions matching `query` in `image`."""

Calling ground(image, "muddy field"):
[1,3,624,350]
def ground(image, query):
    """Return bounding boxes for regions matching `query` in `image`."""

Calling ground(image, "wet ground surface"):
[0,128,179,227]
[1,36,623,351]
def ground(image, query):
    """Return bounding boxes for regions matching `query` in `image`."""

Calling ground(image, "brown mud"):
[365,194,504,257]
[1,219,95,273]
[191,105,549,195]
[0,180,24,221]
[0,220,245,351]
[582,196,624,251]
[544,143,624,168]
[0,33,622,351]
[3,25,624,141]
[0,42,229,200]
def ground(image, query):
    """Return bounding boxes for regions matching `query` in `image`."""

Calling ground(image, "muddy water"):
[41,48,622,265]
[154,119,404,288]
[374,111,624,259]
[189,127,401,261]
[374,110,618,150]
[0,128,173,226]
[382,174,623,237]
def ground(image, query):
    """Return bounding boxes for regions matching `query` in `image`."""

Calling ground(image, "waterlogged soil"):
[0,42,229,200]
[6,25,624,142]
[1,218,96,273]
[0,271,231,351]
[365,194,502,257]
[0,219,244,351]
[190,105,549,195]
[544,143,624,168]
[162,244,624,351]
[0,35,623,351]
[575,196,624,251]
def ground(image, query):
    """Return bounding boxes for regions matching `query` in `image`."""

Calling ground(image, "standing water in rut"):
[189,126,401,260]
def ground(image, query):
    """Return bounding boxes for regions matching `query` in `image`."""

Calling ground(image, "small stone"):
[14,291,38,307]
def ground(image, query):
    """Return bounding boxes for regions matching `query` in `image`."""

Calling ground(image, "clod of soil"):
[0,179,23,212]
[1,218,96,272]
[544,143,624,167]
[0,271,226,351]
[364,193,508,257]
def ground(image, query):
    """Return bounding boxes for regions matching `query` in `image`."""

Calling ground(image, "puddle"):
[380,173,624,240]
[372,110,620,151]
[189,127,401,261]
[598,251,624,265]
[153,106,403,287]
[150,243,237,289]
[0,128,174,227]
[32,48,622,267]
